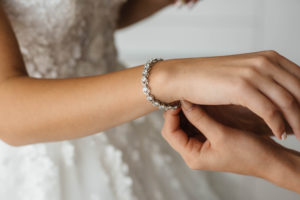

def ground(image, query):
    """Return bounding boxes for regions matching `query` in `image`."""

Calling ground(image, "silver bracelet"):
[142,58,180,111]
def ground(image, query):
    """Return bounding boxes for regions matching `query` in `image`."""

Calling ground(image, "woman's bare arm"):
[0,5,174,146]
[0,65,174,146]
[2,3,300,146]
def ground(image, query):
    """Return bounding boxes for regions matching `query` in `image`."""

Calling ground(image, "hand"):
[179,105,275,138]
[179,104,294,144]
[162,100,284,176]
[202,105,293,136]
[162,100,300,193]
[155,50,300,140]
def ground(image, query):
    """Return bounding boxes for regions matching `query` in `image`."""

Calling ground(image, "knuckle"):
[282,95,297,110]
[265,106,280,121]
[254,55,271,69]
[264,50,279,58]
[191,139,202,153]
[183,106,204,125]
[193,142,202,152]
[242,67,259,80]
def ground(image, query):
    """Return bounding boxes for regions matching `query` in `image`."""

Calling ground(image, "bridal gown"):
[0,0,221,199]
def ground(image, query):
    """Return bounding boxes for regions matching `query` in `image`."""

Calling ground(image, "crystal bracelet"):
[142,58,181,111]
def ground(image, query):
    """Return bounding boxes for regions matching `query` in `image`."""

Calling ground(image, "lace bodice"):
[2,0,126,78]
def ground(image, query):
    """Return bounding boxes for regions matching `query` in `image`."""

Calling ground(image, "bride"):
[0,0,299,199]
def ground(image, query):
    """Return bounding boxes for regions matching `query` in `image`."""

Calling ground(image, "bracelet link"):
[142,58,180,111]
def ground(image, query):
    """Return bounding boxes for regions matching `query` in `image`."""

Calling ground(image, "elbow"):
[0,128,31,147]
[1,139,24,147]
[0,135,27,147]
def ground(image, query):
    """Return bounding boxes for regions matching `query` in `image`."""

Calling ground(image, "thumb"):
[181,100,225,141]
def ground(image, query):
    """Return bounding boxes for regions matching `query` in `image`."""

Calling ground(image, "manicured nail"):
[180,100,194,112]
[281,132,287,141]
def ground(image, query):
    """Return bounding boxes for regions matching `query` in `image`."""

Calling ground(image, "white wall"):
[116,0,300,66]
[115,0,300,199]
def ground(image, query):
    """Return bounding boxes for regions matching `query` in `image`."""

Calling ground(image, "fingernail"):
[180,100,194,112]
[281,132,287,141]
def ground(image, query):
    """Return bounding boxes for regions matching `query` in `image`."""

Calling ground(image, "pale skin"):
[0,0,299,193]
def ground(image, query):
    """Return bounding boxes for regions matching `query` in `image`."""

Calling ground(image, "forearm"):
[117,0,172,29]
[266,149,300,194]
[0,60,175,146]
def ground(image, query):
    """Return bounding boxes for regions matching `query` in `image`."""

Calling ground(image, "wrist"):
[265,149,300,194]
[148,58,183,104]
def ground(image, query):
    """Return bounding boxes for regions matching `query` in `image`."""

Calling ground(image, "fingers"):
[266,62,300,103]
[248,72,300,140]
[180,100,226,141]
[162,107,190,154]
[237,82,286,140]
[162,107,181,133]
[266,51,300,80]
[162,107,205,157]
[274,58,300,140]
[259,51,300,104]
[254,51,300,139]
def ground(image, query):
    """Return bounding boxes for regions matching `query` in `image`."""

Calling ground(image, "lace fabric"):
[2,0,126,78]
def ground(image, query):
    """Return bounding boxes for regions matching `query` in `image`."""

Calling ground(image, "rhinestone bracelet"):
[142,58,180,111]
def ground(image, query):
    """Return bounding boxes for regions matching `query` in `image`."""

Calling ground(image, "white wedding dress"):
[0,0,221,200]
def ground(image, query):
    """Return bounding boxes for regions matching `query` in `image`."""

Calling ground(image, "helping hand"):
[162,100,300,193]
[162,100,292,178]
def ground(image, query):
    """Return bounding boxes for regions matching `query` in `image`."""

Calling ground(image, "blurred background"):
[115,0,300,199]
